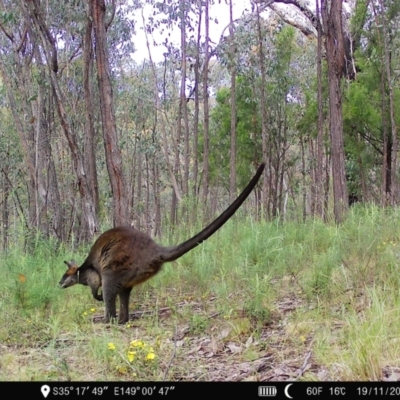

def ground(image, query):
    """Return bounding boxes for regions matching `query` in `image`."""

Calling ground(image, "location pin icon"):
[41,385,51,398]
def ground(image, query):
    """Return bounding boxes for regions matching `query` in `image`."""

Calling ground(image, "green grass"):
[1,204,400,380]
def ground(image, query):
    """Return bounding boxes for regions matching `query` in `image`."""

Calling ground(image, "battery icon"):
[258,386,277,397]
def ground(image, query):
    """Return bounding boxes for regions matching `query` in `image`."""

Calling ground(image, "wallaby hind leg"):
[118,287,133,324]
[102,275,119,322]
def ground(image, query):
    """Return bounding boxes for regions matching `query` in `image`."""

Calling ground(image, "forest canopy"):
[0,0,399,247]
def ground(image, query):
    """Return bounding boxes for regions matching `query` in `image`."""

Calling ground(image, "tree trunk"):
[2,164,9,251]
[180,0,190,198]
[151,128,161,238]
[321,0,348,223]
[142,9,182,211]
[229,0,237,202]
[315,0,325,218]
[0,59,37,230]
[309,138,316,215]
[192,1,202,201]
[256,3,269,217]
[376,0,398,204]
[28,0,98,239]
[34,68,63,240]
[202,0,210,212]
[83,1,100,222]
[92,0,129,227]
[278,116,288,216]
[136,147,143,231]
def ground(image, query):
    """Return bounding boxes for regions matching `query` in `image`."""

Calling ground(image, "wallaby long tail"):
[163,162,265,262]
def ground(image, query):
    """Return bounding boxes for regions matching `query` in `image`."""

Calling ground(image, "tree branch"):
[16,23,28,53]
[30,0,58,72]
[105,0,116,30]
[0,21,13,42]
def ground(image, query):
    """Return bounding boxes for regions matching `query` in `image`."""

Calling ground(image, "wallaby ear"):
[64,260,77,268]
[64,260,78,275]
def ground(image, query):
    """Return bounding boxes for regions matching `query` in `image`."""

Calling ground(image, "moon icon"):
[284,383,293,399]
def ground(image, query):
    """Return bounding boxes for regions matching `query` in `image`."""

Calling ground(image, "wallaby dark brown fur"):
[59,163,265,324]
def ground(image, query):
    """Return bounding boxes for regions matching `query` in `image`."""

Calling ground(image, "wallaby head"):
[59,260,79,288]
[59,162,265,324]
[59,260,103,301]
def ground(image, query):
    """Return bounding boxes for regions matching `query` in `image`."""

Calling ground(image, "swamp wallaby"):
[59,162,265,324]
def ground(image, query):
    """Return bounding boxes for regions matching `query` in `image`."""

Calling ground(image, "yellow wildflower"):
[128,351,136,362]
[108,342,116,351]
[145,352,156,361]
[130,339,144,348]
[116,366,127,374]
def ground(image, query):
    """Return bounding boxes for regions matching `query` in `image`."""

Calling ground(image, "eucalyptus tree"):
[0,88,25,249]
[253,0,362,222]
[23,0,101,240]
[114,59,166,236]
[213,19,307,219]
[202,0,211,211]
[321,0,348,222]
[255,1,268,215]
[0,1,65,240]
[0,0,142,242]
[141,0,222,222]
[370,0,399,205]
[341,1,400,205]
[228,0,237,202]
